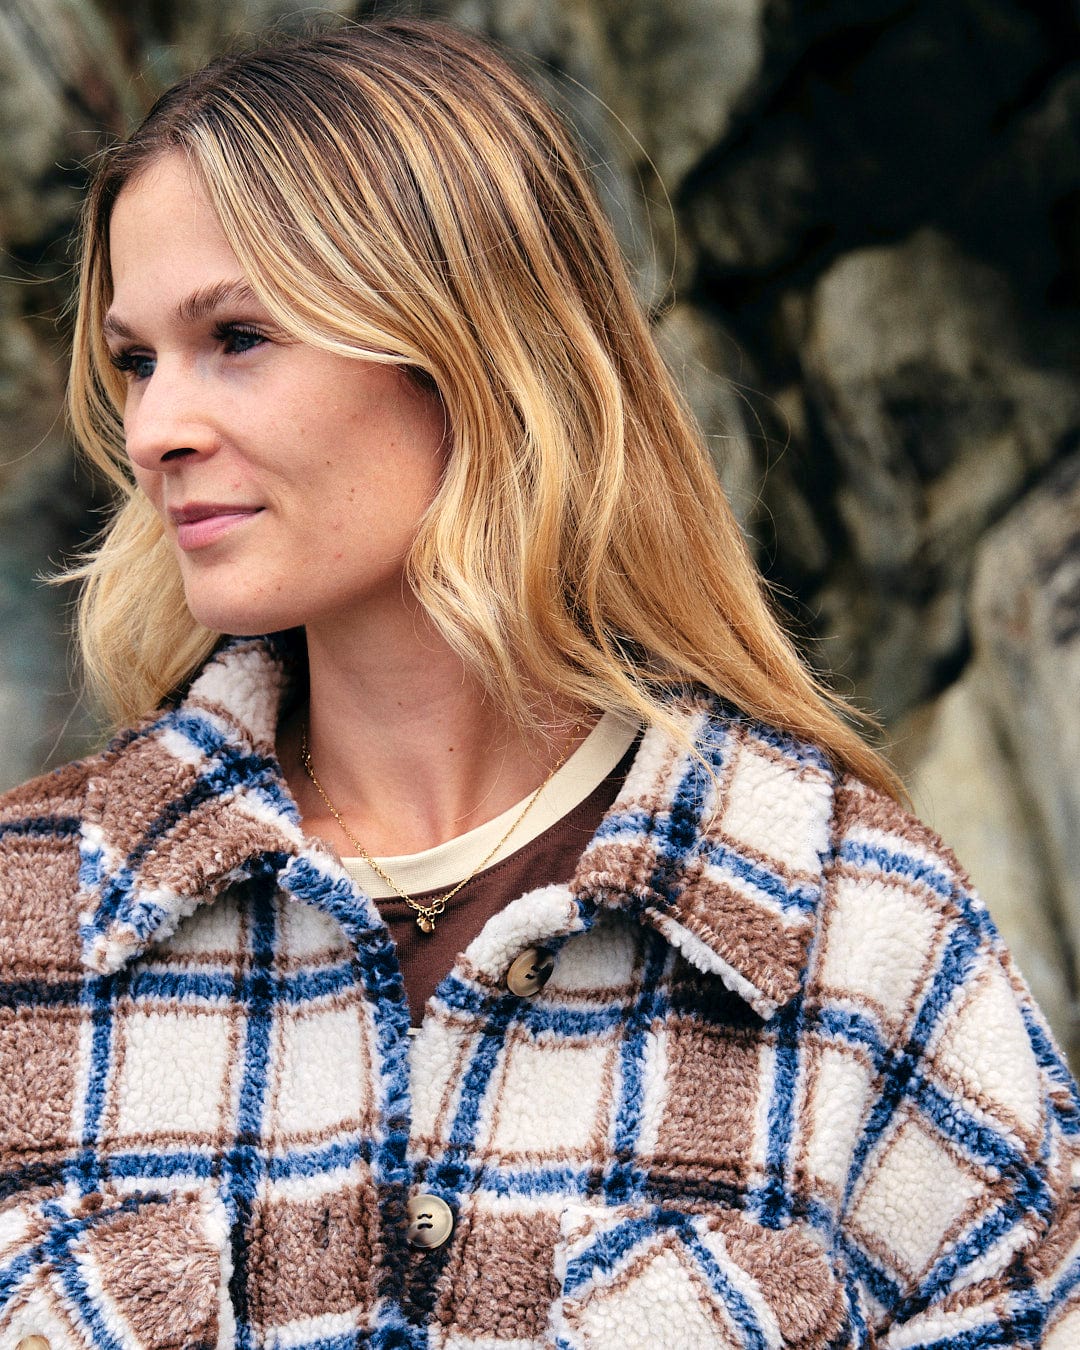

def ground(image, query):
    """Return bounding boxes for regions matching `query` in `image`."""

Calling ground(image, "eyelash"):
[108,322,267,379]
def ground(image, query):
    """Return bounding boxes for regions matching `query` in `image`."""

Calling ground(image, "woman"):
[0,17,1076,1350]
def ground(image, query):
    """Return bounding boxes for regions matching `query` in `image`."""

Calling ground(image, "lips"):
[168,502,263,551]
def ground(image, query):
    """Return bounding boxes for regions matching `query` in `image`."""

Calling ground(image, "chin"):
[179,559,321,635]
[182,591,308,639]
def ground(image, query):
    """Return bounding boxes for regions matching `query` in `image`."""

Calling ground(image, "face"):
[104,153,447,638]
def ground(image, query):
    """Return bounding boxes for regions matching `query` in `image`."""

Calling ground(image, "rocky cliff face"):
[3,0,1078,1059]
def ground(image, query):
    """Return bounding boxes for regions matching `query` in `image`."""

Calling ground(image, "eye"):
[108,348,155,381]
[214,322,267,355]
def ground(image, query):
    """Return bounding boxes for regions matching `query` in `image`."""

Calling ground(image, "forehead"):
[108,154,243,304]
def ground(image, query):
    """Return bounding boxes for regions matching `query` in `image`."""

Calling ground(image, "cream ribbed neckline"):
[340,710,638,898]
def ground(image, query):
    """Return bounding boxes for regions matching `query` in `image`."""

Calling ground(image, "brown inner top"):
[374,738,638,1023]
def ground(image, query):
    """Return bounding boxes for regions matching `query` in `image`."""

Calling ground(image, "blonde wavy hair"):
[67,17,901,797]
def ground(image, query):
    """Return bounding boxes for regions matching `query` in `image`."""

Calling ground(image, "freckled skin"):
[107,153,448,638]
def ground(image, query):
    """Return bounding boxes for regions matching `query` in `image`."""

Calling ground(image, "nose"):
[123,360,221,475]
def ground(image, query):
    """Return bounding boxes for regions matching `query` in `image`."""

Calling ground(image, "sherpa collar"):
[77,636,837,1020]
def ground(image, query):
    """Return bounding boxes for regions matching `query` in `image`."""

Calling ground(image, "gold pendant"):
[417,914,435,933]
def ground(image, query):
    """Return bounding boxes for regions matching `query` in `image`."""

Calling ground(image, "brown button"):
[506,946,555,997]
[406,1193,453,1249]
[18,1337,52,1350]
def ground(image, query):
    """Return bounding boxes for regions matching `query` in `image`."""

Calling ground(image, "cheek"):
[131,466,165,513]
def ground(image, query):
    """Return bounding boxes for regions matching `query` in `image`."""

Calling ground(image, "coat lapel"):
[78,638,838,1020]
[78,637,308,974]
[572,700,837,1020]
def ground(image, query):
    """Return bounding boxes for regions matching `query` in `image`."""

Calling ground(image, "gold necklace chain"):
[299,725,577,933]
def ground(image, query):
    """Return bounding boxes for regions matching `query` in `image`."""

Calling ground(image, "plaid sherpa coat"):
[0,636,1078,1350]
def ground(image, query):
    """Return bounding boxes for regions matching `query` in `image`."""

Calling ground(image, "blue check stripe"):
[665,729,721,857]
[844,923,983,1206]
[842,1233,904,1311]
[79,747,297,949]
[124,752,275,870]
[560,1211,658,1296]
[0,814,80,843]
[161,709,302,827]
[371,1307,429,1350]
[600,717,726,912]
[1049,1248,1080,1315]
[1022,1005,1080,1129]
[442,1000,522,1157]
[0,1246,38,1308]
[85,869,167,947]
[120,959,361,1006]
[601,719,824,930]
[913,1080,1028,1171]
[561,1209,769,1350]
[752,722,832,772]
[900,1289,1044,1349]
[81,1137,380,1190]
[591,805,658,843]
[165,709,237,759]
[0,977,85,1008]
[278,852,414,1325]
[77,835,106,894]
[797,1199,874,1344]
[278,854,384,944]
[838,839,954,898]
[102,1151,218,1182]
[606,933,670,1205]
[681,1222,768,1350]
[812,1002,1055,1181]
[266,1137,376,1182]
[226,877,278,1350]
[54,1244,130,1350]
[475,1163,597,1198]
[68,973,117,1197]
[759,992,804,1226]
[838,841,993,939]
[701,839,821,915]
[0,1158,68,1202]
[910,924,983,1049]
[814,1004,890,1071]
[907,1196,1039,1319]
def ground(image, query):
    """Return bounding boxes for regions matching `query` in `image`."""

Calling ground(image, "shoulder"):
[703,703,997,956]
[813,765,1079,1165]
[689,697,1073,1077]
[812,769,1051,1060]
[0,751,103,853]
[0,751,101,820]
[0,752,105,977]
[810,776,1080,1336]
[818,770,1006,975]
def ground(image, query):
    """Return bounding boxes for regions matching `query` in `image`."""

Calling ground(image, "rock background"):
[2,0,1079,1061]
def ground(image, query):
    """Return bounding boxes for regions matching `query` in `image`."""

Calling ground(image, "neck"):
[279,597,585,857]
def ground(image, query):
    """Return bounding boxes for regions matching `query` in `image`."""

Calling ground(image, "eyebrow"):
[101,280,262,341]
